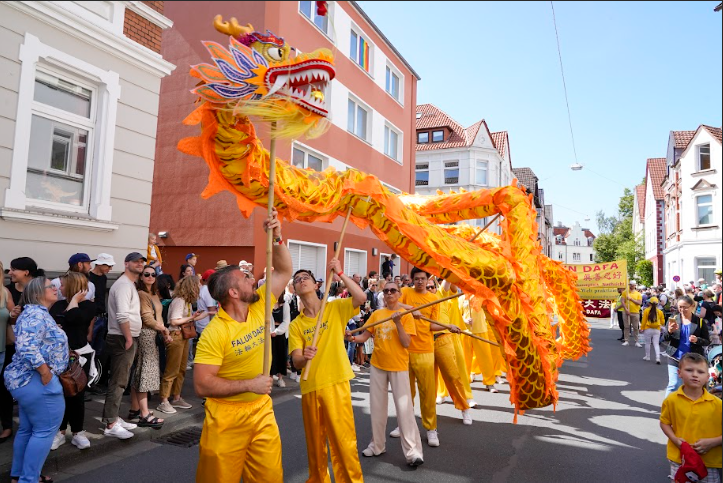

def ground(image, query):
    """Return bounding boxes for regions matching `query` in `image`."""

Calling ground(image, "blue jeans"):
[665,364,683,397]
[10,372,65,483]
[347,341,357,365]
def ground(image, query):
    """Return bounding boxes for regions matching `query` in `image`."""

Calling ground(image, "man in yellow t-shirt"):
[289,258,365,483]
[193,208,292,483]
[621,280,643,347]
[346,281,424,467]
[392,267,448,448]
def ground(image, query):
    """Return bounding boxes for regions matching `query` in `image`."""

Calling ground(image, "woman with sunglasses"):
[4,276,68,483]
[347,282,424,466]
[662,295,710,396]
[129,266,171,428]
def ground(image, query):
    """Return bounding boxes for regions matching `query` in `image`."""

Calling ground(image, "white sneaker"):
[426,429,440,447]
[351,364,361,372]
[117,418,137,430]
[462,409,472,425]
[467,399,477,408]
[635,343,643,348]
[71,431,91,450]
[389,427,401,438]
[276,378,286,388]
[50,431,65,450]
[157,401,177,414]
[104,423,134,440]
[272,375,278,381]
[469,373,477,382]
[435,396,443,405]
[487,385,499,394]
[643,357,650,361]
[441,396,453,404]
[621,341,629,346]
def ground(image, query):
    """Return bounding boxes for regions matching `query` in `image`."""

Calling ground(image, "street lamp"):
[570,163,583,171]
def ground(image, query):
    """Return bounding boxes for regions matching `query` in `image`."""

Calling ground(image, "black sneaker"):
[408,457,424,467]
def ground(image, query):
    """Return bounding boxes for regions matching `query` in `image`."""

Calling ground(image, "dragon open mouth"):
[265,59,335,117]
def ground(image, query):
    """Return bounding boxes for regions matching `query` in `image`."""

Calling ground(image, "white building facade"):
[663,125,722,287]
[0,1,174,272]
[552,221,596,264]
[644,158,666,285]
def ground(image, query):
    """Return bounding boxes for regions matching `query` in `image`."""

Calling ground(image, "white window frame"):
[288,239,328,284]
[383,123,403,164]
[349,24,373,77]
[4,33,120,227]
[475,160,488,186]
[298,0,332,37]
[432,130,444,143]
[291,142,328,171]
[695,257,717,283]
[697,144,711,171]
[444,160,459,185]
[384,63,403,105]
[695,193,714,227]
[382,181,402,195]
[344,248,368,279]
[415,163,429,187]
[347,96,371,142]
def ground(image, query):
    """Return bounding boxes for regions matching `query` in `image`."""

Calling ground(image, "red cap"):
[202,269,216,282]
[675,442,708,483]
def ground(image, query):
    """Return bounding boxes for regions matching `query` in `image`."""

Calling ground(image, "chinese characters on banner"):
[562,260,628,300]
[581,299,612,318]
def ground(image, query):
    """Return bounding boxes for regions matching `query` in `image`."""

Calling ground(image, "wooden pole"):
[348,292,464,335]
[302,205,355,381]
[469,213,501,242]
[418,316,500,347]
[263,122,277,376]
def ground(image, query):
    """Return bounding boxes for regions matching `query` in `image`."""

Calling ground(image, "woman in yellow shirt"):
[640,296,664,364]
[347,281,424,467]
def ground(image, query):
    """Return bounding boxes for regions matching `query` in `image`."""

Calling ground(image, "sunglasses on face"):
[382,288,399,294]
[426,286,436,290]
[294,275,312,284]
[143,272,157,278]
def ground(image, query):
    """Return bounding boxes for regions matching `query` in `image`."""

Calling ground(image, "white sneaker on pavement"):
[621,341,629,346]
[435,396,443,405]
[351,364,361,372]
[467,399,477,408]
[104,423,134,440]
[486,385,499,394]
[389,427,401,438]
[117,418,137,430]
[276,378,286,388]
[171,398,192,409]
[71,431,91,449]
[426,429,440,447]
[441,396,453,404]
[157,401,177,414]
[462,410,472,426]
[635,343,643,348]
[643,356,650,361]
[50,431,65,451]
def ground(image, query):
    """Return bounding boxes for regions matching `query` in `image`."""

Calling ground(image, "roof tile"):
[672,130,696,149]
[512,167,537,193]
[702,125,722,144]
[646,158,666,201]
[491,131,508,159]
[415,104,492,152]
[635,184,646,222]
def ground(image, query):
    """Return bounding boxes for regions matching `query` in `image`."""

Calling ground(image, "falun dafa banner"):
[562,260,628,300]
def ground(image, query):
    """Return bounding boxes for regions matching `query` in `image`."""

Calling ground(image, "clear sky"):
[357,1,722,231]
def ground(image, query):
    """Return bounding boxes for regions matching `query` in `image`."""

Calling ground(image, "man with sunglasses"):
[389,268,452,448]
[288,259,367,483]
[347,281,424,466]
[193,208,291,483]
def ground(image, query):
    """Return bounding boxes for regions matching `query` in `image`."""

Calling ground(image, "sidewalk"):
[0,369,302,481]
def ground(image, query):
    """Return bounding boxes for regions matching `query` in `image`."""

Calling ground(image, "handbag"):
[180,322,197,340]
[59,350,88,397]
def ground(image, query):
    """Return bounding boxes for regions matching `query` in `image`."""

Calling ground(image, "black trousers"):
[0,345,16,431]
[60,359,91,433]
[617,311,625,337]
[270,333,288,376]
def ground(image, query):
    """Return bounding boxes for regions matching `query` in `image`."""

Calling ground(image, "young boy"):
[660,352,722,482]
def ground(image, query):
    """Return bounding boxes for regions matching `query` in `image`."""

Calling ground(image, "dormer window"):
[417,132,429,144]
[698,144,710,171]
[415,112,422,119]
[432,130,444,142]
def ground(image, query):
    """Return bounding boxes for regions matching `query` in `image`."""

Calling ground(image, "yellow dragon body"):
[178,17,590,413]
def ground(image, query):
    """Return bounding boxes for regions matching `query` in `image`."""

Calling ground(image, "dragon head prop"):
[190,15,336,139]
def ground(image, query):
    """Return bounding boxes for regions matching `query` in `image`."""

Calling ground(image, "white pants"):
[642,328,660,360]
[368,365,423,463]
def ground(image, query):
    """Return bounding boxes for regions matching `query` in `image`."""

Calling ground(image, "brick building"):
[643,158,666,285]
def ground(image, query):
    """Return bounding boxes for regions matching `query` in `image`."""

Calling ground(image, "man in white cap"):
[88,253,116,393]
[621,280,642,347]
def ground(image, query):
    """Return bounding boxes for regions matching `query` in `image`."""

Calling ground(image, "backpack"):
[161,299,172,327]
[660,293,671,312]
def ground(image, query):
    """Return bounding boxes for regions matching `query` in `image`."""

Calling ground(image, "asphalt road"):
[57,319,673,482]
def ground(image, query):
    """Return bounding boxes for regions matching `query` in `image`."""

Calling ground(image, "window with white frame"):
[558,252,563,260]
[696,194,713,225]
[698,144,711,171]
[475,160,488,185]
[415,163,429,186]
[417,132,429,144]
[292,145,325,171]
[350,28,372,74]
[589,253,594,262]
[573,252,581,262]
[344,248,367,279]
[385,65,400,101]
[4,34,120,223]
[415,112,422,120]
[432,130,444,142]
[384,124,400,161]
[696,257,716,284]
[288,241,326,283]
[347,98,369,141]
[299,1,329,34]
[382,182,401,195]
[444,161,459,184]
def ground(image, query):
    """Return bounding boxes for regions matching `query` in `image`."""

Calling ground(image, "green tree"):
[618,187,634,219]
[593,187,644,278]
[636,260,654,287]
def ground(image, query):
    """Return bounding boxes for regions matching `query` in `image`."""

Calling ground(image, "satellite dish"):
[570,163,583,171]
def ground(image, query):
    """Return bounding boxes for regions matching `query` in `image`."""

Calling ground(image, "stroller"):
[707,345,722,399]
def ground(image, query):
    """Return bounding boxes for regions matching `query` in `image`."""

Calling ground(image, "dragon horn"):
[213,15,254,37]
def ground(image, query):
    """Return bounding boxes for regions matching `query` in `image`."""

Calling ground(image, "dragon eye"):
[267,47,284,61]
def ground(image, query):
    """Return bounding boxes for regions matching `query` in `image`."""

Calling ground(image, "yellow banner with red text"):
[562,260,628,300]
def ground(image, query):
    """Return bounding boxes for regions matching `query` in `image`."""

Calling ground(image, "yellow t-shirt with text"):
[622,289,642,313]
[401,287,440,354]
[365,309,416,372]
[194,287,276,403]
[288,298,357,395]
